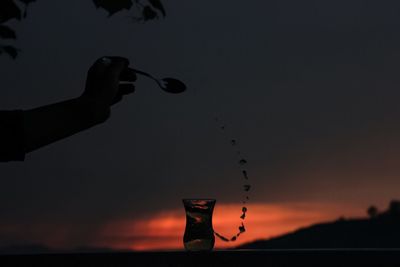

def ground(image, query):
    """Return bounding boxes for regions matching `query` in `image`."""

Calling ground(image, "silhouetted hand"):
[21,56,137,155]
[81,56,137,122]
[0,55,142,161]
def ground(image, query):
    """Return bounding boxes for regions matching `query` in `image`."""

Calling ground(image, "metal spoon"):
[121,68,186,94]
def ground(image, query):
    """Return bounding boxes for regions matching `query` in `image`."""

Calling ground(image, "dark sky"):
[2,0,400,249]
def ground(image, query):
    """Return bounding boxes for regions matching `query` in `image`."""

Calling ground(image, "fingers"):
[108,57,129,71]
[91,56,134,80]
[84,56,136,107]
[95,56,129,67]
[98,57,133,85]
[119,83,136,95]
[120,68,137,82]
[87,58,109,77]
[106,56,130,66]
[111,84,136,105]
[111,94,123,105]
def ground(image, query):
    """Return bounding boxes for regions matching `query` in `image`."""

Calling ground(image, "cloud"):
[91,202,363,250]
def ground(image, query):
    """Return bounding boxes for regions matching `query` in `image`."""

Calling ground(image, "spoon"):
[121,68,186,94]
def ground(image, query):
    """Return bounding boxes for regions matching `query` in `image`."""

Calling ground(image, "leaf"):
[93,0,133,16]
[2,45,19,59]
[18,0,37,17]
[148,0,166,16]
[0,25,16,39]
[0,0,22,23]
[142,5,157,21]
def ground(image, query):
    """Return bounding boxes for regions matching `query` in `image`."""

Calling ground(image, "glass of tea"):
[182,199,216,251]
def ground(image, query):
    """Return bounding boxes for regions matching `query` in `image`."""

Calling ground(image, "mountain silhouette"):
[2,201,400,255]
[238,200,400,249]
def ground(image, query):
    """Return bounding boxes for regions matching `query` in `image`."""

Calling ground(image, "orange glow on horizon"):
[0,202,365,251]
[94,202,364,251]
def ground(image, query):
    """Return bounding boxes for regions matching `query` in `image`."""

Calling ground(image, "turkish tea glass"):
[182,199,216,251]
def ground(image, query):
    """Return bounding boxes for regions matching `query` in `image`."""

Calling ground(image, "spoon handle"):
[130,68,163,88]
[120,68,186,93]
[120,68,154,83]
[132,69,153,79]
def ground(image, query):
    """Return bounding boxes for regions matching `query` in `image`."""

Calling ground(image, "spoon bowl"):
[160,78,186,93]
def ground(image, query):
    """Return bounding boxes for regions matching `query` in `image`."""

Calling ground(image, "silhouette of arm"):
[0,110,25,161]
[15,57,135,158]
[23,97,110,153]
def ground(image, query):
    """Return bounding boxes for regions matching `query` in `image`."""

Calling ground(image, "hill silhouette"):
[238,200,400,249]
[2,201,400,255]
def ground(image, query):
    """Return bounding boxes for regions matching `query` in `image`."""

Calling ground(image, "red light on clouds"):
[0,202,363,251]
[94,202,363,251]
[94,210,185,251]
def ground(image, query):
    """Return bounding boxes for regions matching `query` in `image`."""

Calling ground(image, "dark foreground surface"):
[1,249,400,267]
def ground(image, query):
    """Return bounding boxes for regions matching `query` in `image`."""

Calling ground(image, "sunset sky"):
[2,0,400,251]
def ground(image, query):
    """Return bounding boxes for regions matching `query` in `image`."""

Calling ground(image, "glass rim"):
[182,198,216,201]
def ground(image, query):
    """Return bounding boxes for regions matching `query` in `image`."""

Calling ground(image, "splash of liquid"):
[239,159,247,165]
[213,117,252,243]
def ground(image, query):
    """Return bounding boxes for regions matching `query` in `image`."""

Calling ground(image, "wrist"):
[76,96,110,125]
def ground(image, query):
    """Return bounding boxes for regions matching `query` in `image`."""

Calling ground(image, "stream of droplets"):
[213,117,251,242]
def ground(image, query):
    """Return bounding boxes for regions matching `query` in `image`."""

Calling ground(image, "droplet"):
[212,118,252,242]
[214,232,230,242]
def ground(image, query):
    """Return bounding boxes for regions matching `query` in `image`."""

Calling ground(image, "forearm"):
[23,97,109,153]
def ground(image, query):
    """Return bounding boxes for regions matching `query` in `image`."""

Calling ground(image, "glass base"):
[184,239,214,251]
